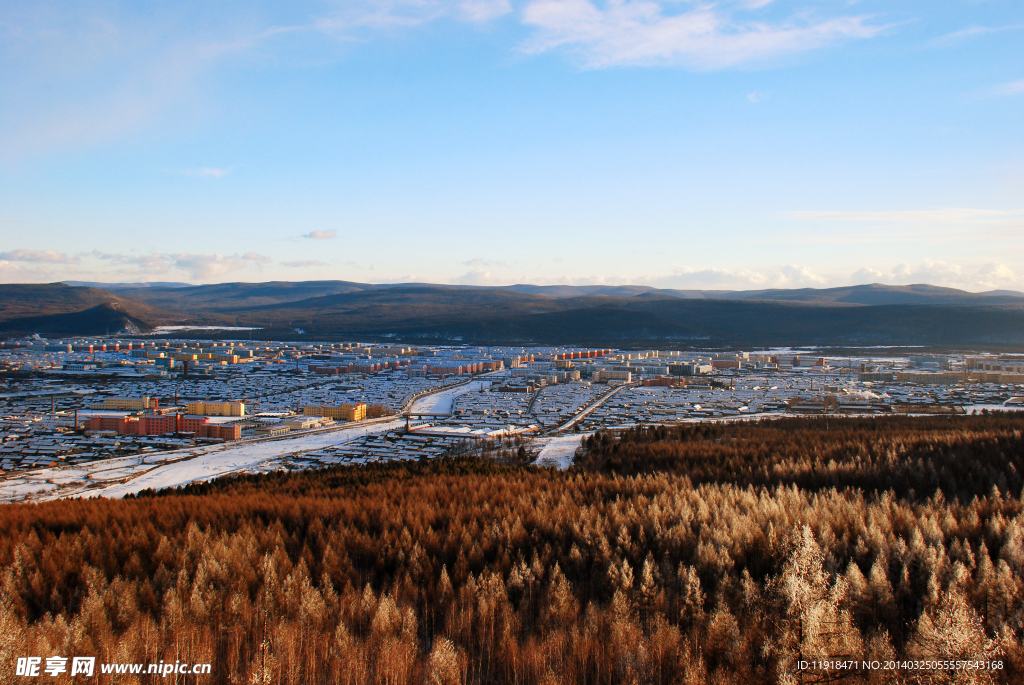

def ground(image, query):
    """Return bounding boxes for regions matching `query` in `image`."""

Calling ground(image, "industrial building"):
[86,414,240,440]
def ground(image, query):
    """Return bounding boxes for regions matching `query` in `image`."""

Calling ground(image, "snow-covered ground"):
[533,434,587,470]
[0,418,405,503]
[552,383,629,432]
[0,379,504,503]
[96,419,404,498]
[966,404,1024,414]
[147,326,261,334]
[408,381,490,414]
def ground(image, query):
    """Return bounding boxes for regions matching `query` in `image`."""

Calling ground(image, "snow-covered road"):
[0,419,405,502]
[407,380,490,414]
[96,419,404,498]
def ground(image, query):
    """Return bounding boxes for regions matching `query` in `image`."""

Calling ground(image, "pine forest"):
[3,414,1024,684]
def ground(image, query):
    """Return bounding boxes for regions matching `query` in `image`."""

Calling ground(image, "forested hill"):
[0,284,173,337]
[2,281,1024,346]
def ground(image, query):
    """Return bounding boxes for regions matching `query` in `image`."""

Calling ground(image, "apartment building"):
[303,403,367,422]
[186,401,246,417]
[102,397,158,411]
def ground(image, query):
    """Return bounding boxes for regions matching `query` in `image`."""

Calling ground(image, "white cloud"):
[995,80,1024,97]
[308,0,512,33]
[93,252,174,272]
[0,249,78,264]
[850,261,1021,292]
[169,254,250,280]
[183,167,232,177]
[930,23,1024,48]
[0,262,69,283]
[303,0,510,38]
[977,263,1018,289]
[303,229,337,240]
[453,269,497,285]
[746,91,763,103]
[520,0,883,68]
[647,265,826,289]
[314,1,450,32]
[291,0,884,70]
[0,0,891,160]
[661,266,770,288]
[850,267,884,283]
[537,262,1020,293]
[461,257,506,267]
[778,264,827,286]
[460,0,512,22]
[281,260,328,267]
[93,251,269,281]
[455,264,831,290]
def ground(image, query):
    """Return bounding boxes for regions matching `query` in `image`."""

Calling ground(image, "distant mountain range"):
[73,280,1024,307]
[503,282,1024,305]
[0,281,1022,348]
[63,281,193,290]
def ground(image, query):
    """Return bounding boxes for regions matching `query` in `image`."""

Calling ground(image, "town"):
[1,336,1022,501]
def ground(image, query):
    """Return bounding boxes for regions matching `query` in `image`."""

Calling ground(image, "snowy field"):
[147,326,261,334]
[965,404,1024,414]
[533,434,587,470]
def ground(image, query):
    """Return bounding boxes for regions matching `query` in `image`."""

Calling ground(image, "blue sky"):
[1,0,1022,290]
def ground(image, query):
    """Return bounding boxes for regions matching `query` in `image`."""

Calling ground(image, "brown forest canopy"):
[1,414,1024,683]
